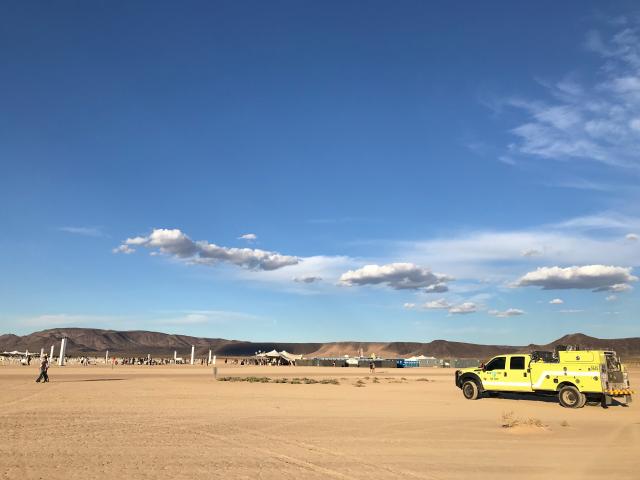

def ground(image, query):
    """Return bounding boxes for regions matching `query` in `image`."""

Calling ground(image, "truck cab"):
[455,349,633,408]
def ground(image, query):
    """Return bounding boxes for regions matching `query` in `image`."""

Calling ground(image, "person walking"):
[369,361,375,375]
[35,355,49,383]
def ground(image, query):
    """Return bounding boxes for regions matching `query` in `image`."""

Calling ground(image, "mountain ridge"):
[2,328,639,359]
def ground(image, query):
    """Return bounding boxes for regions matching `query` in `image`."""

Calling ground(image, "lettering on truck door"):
[481,356,508,390]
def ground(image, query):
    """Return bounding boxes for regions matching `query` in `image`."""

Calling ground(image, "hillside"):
[1,328,639,359]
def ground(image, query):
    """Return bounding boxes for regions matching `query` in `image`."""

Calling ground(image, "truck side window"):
[485,356,505,371]
[510,356,525,370]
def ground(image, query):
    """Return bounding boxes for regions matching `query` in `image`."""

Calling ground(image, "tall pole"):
[105,350,109,364]
[50,345,54,362]
[174,350,177,363]
[40,348,44,360]
[190,345,195,365]
[58,338,67,366]
[208,349,212,365]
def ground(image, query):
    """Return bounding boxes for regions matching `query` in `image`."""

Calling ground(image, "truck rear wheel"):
[558,385,584,408]
[576,393,587,408]
[462,380,480,400]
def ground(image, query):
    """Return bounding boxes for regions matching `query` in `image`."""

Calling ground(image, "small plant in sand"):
[560,420,570,427]
[523,417,546,427]
[354,379,366,387]
[501,412,547,429]
[372,377,380,383]
[320,378,340,385]
[501,411,519,428]
[416,378,432,382]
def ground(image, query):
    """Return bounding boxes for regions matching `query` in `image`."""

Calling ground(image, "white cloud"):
[239,233,257,242]
[59,226,104,237]
[157,310,259,325]
[117,228,298,271]
[626,233,639,241]
[607,283,633,292]
[397,220,640,281]
[112,245,135,254]
[522,249,542,257]
[403,303,416,309]
[503,24,640,169]
[423,298,452,310]
[559,309,584,314]
[515,265,637,291]
[488,308,525,318]
[606,295,618,302]
[448,302,478,315]
[549,298,564,304]
[339,263,452,291]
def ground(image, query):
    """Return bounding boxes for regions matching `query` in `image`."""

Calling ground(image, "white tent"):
[279,350,303,361]
[265,350,280,358]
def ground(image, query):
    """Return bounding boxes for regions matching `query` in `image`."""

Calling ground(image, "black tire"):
[576,392,587,408]
[558,385,583,408]
[462,380,480,400]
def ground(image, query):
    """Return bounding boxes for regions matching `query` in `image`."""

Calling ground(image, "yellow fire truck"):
[455,348,633,408]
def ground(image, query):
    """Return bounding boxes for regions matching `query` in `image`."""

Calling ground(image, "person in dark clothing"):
[35,355,49,383]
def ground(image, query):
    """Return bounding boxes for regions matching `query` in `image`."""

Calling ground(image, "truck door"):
[504,356,531,392]
[481,356,508,390]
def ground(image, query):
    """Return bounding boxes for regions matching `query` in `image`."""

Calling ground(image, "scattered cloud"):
[293,276,322,284]
[559,309,584,314]
[398,218,640,281]
[488,308,525,318]
[157,310,259,325]
[339,263,453,291]
[403,303,416,310]
[606,295,618,302]
[59,226,104,237]
[626,233,639,241]
[605,283,633,293]
[239,233,257,242]
[549,298,564,304]
[116,229,298,271]
[112,245,135,254]
[448,302,478,315]
[503,23,640,169]
[423,299,452,310]
[515,265,637,291]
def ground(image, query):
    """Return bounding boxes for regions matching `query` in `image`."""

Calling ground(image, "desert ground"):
[1,364,638,480]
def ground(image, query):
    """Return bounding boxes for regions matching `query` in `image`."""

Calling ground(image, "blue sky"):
[1,1,639,344]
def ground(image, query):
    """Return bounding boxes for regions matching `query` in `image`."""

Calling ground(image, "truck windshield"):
[485,357,505,371]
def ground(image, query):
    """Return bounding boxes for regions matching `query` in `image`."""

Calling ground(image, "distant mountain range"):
[1,328,639,359]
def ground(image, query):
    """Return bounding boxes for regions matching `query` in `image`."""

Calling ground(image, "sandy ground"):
[1,364,638,480]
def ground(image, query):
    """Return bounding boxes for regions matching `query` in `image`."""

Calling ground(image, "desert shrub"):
[320,379,340,385]
[501,411,518,428]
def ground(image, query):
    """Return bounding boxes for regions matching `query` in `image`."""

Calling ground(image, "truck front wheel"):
[558,385,585,408]
[462,380,480,400]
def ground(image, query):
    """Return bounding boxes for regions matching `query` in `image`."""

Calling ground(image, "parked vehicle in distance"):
[455,347,633,408]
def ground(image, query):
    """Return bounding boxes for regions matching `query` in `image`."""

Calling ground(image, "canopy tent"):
[279,350,303,361]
